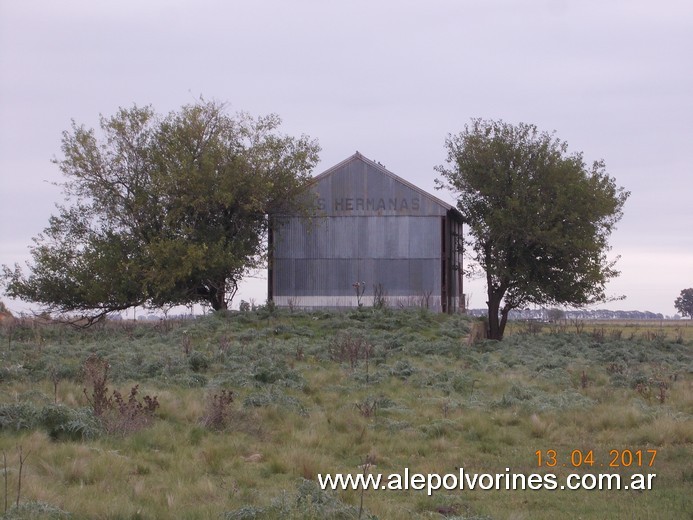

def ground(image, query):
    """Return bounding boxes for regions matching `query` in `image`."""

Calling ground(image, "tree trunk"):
[211,295,228,311]
[486,284,512,340]
[208,279,228,311]
[485,247,507,341]
[486,295,504,340]
[499,305,510,339]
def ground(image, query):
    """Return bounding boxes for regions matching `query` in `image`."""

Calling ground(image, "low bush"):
[1,501,71,520]
[38,404,102,440]
[328,332,374,369]
[200,389,234,431]
[243,389,308,416]
[389,360,415,379]
[81,354,159,435]
[223,478,377,520]
[188,351,210,372]
[0,403,101,440]
[252,361,303,388]
[0,403,40,432]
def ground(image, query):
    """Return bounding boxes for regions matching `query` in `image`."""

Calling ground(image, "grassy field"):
[503,318,693,342]
[0,309,690,519]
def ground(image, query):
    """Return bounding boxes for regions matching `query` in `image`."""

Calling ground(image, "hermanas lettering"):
[317,197,420,212]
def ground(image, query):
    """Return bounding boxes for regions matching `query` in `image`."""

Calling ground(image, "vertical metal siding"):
[272,154,462,311]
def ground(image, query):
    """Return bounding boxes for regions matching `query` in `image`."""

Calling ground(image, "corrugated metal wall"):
[270,153,462,312]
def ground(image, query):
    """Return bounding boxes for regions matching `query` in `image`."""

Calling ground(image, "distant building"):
[268,152,464,312]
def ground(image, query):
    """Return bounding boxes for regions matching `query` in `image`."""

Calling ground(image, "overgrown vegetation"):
[0,309,690,519]
[81,354,159,435]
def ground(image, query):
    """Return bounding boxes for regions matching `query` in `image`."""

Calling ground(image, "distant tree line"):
[467,308,665,321]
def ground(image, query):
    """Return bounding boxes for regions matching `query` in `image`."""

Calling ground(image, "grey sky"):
[1,0,691,315]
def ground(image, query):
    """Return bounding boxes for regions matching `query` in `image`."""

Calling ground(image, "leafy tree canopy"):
[2,100,320,323]
[674,288,693,318]
[436,119,629,340]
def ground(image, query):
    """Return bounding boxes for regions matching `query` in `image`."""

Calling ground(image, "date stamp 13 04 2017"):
[535,448,657,468]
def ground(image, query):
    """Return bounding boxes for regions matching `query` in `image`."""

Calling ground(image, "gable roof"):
[309,151,461,216]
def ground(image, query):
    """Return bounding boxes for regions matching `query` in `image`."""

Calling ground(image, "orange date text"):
[535,449,657,468]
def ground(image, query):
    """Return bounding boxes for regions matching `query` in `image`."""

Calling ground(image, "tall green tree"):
[2,101,320,322]
[436,119,629,340]
[674,288,693,318]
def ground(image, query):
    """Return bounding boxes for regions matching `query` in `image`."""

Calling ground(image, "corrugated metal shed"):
[269,152,464,312]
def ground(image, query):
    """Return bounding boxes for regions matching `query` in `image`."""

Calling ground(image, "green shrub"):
[0,367,22,383]
[39,405,102,441]
[243,389,308,416]
[451,374,477,395]
[1,501,71,519]
[144,359,166,377]
[252,361,304,388]
[421,419,458,439]
[188,351,210,372]
[389,360,415,379]
[0,403,40,431]
[169,373,208,387]
[46,363,80,383]
[223,478,376,519]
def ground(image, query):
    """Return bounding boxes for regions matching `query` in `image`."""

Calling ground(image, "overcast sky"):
[1,0,691,316]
